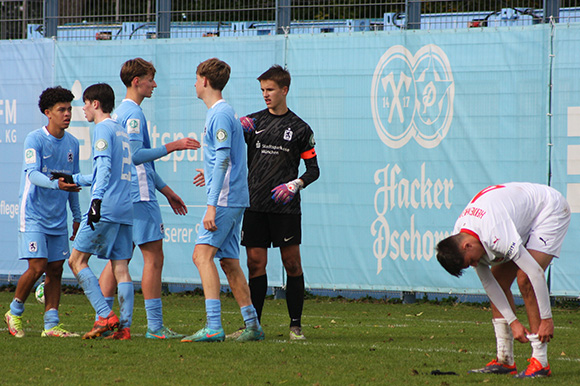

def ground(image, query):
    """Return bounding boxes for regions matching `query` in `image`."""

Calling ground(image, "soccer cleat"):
[225,326,245,340]
[289,326,306,341]
[145,325,185,340]
[5,311,25,338]
[181,326,225,343]
[82,311,119,339]
[468,358,517,375]
[514,358,551,378]
[41,324,79,338]
[104,327,131,340]
[236,326,265,342]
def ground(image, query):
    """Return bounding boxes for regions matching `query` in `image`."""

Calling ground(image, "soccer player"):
[68,83,134,340]
[436,182,570,378]
[98,57,201,340]
[5,86,81,338]
[237,65,320,340]
[181,58,263,343]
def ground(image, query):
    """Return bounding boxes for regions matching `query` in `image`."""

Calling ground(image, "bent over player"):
[437,182,570,378]
[237,65,320,340]
[5,86,81,338]
[68,83,134,340]
[181,58,263,343]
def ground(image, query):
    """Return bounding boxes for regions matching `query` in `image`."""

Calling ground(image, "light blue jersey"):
[90,118,133,224]
[112,99,159,203]
[203,100,249,208]
[19,127,80,235]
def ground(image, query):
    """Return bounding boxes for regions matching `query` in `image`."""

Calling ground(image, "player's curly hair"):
[38,86,74,114]
[436,235,466,277]
[258,65,291,89]
[83,83,115,114]
[196,58,231,91]
[120,57,156,87]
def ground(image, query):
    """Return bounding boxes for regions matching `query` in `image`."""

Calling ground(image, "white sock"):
[492,318,514,366]
[527,333,548,367]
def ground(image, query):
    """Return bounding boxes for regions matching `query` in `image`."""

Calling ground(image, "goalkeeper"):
[234,65,320,341]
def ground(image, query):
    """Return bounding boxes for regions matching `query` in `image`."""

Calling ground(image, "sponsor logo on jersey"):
[371,44,454,149]
[216,128,228,142]
[25,148,36,164]
[127,118,140,134]
[95,139,108,152]
[505,242,516,258]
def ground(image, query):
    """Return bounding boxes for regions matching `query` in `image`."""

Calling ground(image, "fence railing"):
[1,1,579,41]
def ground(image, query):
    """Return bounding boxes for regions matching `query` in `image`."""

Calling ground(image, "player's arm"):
[204,147,230,231]
[130,137,200,166]
[513,245,554,342]
[154,171,188,215]
[475,264,530,342]
[68,191,81,241]
[271,149,319,205]
[29,170,80,192]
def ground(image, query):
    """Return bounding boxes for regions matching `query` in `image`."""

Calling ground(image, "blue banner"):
[1,24,578,296]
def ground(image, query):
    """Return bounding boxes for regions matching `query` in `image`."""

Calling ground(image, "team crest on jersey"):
[160,223,165,234]
[216,128,228,142]
[29,242,38,253]
[95,139,108,152]
[256,141,261,149]
[25,148,36,164]
[127,119,140,134]
[68,152,74,162]
[283,128,293,141]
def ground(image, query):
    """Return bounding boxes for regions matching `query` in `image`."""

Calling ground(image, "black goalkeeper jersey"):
[244,108,317,214]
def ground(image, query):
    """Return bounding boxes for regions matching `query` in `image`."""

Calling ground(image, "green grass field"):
[1,289,579,385]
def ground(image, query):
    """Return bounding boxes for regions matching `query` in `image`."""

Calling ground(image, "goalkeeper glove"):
[271,179,304,205]
[87,199,102,231]
[240,116,255,133]
[50,172,74,184]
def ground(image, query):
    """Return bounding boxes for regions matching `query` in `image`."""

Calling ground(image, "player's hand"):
[50,172,74,184]
[203,205,217,232]
[537,318,554,343]
[193,168,205,187]
[166,191,188,215]
[271,179,304,204]
[87,199,102,231]
[70,221,80,241]
[240,116,255,133]
[510,320,530,343]
[166,137,201,153]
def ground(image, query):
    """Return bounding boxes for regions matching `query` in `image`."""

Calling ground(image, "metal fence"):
[1,1,580,40]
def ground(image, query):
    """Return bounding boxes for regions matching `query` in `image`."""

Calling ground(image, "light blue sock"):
[10,298,24,317]
[76,267,111,318]
[144,298,163,332]
[241,305,260,329]
[117,282,134,329]
[205,299,221,330]
[95,297,115,322]
[44,308,59,330]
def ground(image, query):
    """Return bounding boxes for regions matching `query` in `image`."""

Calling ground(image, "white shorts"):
[525,188,571,257]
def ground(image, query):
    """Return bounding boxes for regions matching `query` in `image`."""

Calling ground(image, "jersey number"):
[121,141,132,181]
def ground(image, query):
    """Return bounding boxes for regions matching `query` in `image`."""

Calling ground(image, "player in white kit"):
[437,182,570,378]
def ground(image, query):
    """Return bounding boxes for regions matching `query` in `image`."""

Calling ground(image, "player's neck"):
[46,123,66,139]
[125,88,146,106]
[202,90,223,109]
[93,111,111,124]
[268,103,288,116]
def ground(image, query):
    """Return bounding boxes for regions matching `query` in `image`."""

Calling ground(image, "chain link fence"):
[1,1,580,40]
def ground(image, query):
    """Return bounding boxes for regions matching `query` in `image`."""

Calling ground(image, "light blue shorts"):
[18,232,69,263]
[196,206,244,260]
[133,201,164,246]
[73,219,133,261]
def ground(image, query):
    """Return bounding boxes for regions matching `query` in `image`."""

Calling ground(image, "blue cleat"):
[146,325,185,340]
[236,326,265,342]
[181,326,225,343]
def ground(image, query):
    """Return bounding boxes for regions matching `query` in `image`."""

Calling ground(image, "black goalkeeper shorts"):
[241,210,301,248]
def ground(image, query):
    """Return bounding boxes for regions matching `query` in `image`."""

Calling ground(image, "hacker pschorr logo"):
[371,44,454,149]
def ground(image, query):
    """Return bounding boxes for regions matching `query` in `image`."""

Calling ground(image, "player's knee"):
[283,261,303,276]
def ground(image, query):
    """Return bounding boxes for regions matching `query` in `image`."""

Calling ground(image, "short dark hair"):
[83,83,115,114]
[196,58,231,91]
[258,65,291,89]
[436,235,466,277]
[38,86,74,114]
[120,57,156,87]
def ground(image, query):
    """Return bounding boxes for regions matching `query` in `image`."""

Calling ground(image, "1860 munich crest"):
[371,44,454,149]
